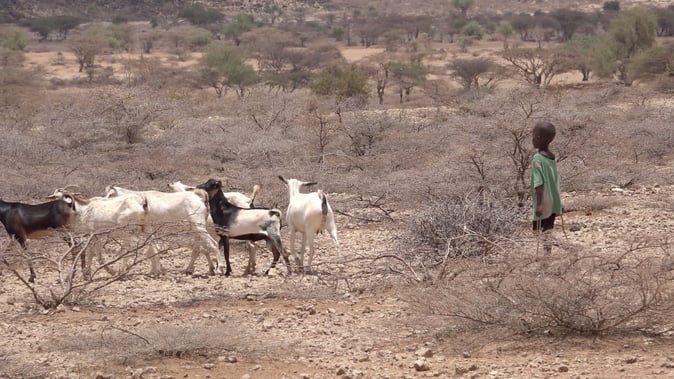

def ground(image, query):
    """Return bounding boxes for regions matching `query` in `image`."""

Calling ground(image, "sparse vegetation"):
[1,0,674,377]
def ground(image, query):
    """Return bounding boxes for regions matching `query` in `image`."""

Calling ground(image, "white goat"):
[278,176,338,272]
[197,178,291,276]
[168,181,259,208]
[47,189,150,276]
[104,185,223,276]
[168,180,262,275]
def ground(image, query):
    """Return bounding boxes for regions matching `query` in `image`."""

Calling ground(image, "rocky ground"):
[1,182,674,379]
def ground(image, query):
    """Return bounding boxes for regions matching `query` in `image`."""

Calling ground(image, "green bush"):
[188,30,213,49]
[0,28,27,51]
[461,21,483,39]
[181,5,223,25]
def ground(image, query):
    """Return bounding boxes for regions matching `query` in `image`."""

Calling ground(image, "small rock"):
[253,364,262,371]
[455,366,469,375]
[227,356,238,363]
[94,372,113,379]
[414,359,430,372]
[261,320,274,331]
[558,365,569,372]
[570,224,582,232]
[299,374,310,379]
[241,375,251,379]
[416,347,434,358]
[336,367,347,375]
[202,363,215,369]
[625,357,638,364]
[462,351,471,358]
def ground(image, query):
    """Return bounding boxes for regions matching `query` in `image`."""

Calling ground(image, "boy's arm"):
[534,184,544,217]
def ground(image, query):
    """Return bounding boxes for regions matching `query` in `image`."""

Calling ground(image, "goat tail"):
[319,190,338,244]
[250,184,261,207]
[318,190,328,217]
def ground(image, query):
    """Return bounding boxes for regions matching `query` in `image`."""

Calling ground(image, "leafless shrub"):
[1,223,207,309]
[401,191,523,280]
[411,239,674,336]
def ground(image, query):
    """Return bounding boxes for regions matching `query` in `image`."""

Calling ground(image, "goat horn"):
[62,184,80,191]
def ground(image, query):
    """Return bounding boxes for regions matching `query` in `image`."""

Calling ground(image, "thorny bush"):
[402,191,524,278]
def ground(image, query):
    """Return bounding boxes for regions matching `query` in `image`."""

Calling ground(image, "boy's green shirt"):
[531,152,562,221]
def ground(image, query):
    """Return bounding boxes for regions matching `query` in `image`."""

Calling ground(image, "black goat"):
[197,179,291,276]
[0,197,75,282]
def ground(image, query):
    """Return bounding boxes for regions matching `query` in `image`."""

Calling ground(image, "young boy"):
[531,121,562,253]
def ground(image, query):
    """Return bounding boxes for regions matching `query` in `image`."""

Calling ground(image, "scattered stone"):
[336,367,347,375]
[202,363,215,369]
[93,372,113,379]
[299,374,310,379]
[241,375,251,379]
[558,365,569,372]
[227,356,238,363]
[468,364,478,371]
[462,351,472,358]
[261,320,274,331]
[455,366,469,375]
[416,347,434,358]
[570,224,582,232]
[253,364,262,371]
[661,362,674,369]
[356,354,370,362]
[625,357,638,364]
[414,359,430,372]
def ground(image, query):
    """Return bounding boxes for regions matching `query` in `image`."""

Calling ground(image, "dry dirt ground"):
[2,181,674,379]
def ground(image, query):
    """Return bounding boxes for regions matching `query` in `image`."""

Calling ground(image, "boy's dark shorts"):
[532,214,556,232]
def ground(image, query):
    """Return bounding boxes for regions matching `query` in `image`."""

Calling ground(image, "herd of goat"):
[0,177,339,283]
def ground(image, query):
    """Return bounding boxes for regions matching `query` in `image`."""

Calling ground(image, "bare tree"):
[502,47,565,87]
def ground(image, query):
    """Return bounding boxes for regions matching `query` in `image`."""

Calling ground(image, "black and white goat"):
[168,181,259,208]
[197,178,290,276]
[278,177,338,272]
[0,196,75,282]
[169,180,265,275]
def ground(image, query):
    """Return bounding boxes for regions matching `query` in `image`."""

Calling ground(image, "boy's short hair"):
[534,121,556,142]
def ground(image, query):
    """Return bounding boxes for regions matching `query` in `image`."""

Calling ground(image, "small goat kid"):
[197,178,290,276]
[104,185,223,275]
[278,177,338,272]
[0,196,75,282]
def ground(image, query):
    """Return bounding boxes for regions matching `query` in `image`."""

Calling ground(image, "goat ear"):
[278,176,287,184]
